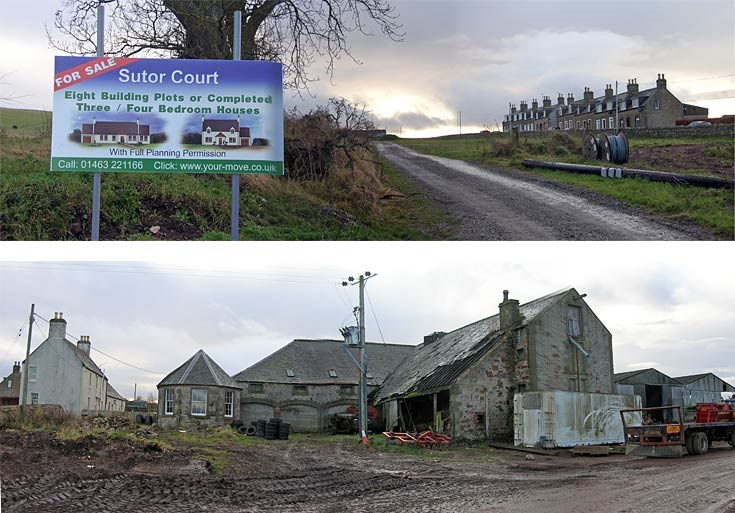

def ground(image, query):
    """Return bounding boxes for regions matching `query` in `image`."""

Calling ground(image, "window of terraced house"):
[191,388,207,416]
[249,383,264,394]
[165,388,174,415]
[224,391,233,418]
[293,385,308,396]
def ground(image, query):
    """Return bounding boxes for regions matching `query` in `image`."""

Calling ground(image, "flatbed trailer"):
[620,405,735,457]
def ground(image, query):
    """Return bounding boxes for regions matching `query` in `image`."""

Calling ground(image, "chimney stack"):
[656,73,667,89]
[627,78,639,94]
[77,335,91,356]
[531,99,538,110]
[557,94,565,106]
[499,290,520,330]
[423,332,447,345]
[520,101,528,112]
[567,93,575,105]
[511,104,517,113]
[605,84,614,98]
[583,87,594,102]
[542,96,551,108]
[13,361,20,374]
[49,312,67,340]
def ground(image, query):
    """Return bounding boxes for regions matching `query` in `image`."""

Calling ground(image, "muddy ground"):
[630,143,734,180]
[1,431,733,513]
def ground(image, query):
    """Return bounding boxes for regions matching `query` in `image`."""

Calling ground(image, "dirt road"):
[377,143,705,240]
[2,431,733,513]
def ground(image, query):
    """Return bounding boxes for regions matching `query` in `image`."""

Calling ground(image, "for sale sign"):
[51,56,283,174]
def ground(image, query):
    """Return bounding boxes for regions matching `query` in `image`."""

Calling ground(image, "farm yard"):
[1,417,734,513]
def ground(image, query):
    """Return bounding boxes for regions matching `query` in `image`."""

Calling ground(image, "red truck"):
[620,403,735,457]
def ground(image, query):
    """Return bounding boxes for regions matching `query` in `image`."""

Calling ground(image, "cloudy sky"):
[1,0,733,136]
[1,243,733,401]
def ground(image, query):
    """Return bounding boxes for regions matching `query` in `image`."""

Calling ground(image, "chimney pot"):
[503,290,509,301]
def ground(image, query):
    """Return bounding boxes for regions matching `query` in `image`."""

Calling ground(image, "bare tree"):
[48,0,403,90]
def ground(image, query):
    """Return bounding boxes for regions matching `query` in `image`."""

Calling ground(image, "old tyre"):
[238,425,249,435]
[692,432,708,455]
[246,426,256,436]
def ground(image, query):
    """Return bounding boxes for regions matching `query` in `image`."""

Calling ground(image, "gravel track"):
[377,142,707,240]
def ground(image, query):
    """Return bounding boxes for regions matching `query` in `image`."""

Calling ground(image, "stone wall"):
[158,385,240,429]
[239,381,374,432]
[528,291,614,395]
[450,336,515,441]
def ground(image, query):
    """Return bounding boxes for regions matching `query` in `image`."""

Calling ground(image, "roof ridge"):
[200,351,222,386]
[178,350,202,384]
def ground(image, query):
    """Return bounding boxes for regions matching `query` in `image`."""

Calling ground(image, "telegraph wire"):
[33,313,163,376]
[0,319,27,364]
[365,288,386,345]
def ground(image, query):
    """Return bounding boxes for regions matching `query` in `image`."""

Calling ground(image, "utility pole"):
[19,304,34,417]
[458,111,462,135]
[231,10,242,240]
[341,271,376,444]
[90,4,104,240]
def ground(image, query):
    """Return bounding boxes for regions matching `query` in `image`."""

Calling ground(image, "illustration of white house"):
[80,118,150,144]
[201,116,251,147]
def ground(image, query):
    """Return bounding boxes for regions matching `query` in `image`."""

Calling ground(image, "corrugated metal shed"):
[673,372,735,406]
[374,288,573,403]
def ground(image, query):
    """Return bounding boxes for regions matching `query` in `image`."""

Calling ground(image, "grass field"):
[395,132,734,238]
[0,107,447,241]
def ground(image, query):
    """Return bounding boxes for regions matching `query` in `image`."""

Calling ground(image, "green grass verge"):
[396,134,734,238]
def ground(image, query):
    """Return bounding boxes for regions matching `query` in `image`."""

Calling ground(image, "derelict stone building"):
[373,288,614,441]
[233,339,414,432]
[503,73,708,132]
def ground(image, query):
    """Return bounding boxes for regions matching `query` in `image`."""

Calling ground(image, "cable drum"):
[598,132,629,164]
[582,132,600,160]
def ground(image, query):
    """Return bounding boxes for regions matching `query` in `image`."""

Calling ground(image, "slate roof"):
[374,288,574,403]
[232,339,415,386]
[158,350,239,389]
[81,121,150,135]
[106,383,125,401]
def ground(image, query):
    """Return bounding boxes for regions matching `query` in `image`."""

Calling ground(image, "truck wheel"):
[692,432,709,455]
[685,434,695,455]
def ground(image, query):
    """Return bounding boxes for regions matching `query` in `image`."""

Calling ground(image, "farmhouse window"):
[224,391,234,418]
[164,388,174,415]
[249,383,264,394]
[654,99,660,110]
[286,369,295,377]
[339,385,356,396]
[31,392,39,405]
[29,366,37,381]
[191,388,207,416]
[567,305,582,337]
[7,379,12,388]
[292,385,308,396]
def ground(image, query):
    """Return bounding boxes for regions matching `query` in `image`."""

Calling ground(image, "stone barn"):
[233,339,414,432]
[373,287,615,441]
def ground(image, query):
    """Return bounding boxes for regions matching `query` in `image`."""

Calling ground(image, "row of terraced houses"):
[502,74,709,132]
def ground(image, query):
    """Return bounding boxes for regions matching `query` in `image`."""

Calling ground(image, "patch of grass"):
[0,107,448,240]
[396,134,734,238]
[158,426,260,474]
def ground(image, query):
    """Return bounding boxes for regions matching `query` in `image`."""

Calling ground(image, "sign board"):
[51,56,283,174]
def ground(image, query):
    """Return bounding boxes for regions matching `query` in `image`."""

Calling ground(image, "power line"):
[0,319,27,364]
[365,288,386,345]
[33,313,163,376]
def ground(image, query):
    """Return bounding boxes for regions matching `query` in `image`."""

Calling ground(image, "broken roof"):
[232,339,415,386]
[374,288,574,403]
[158,349,239,389]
